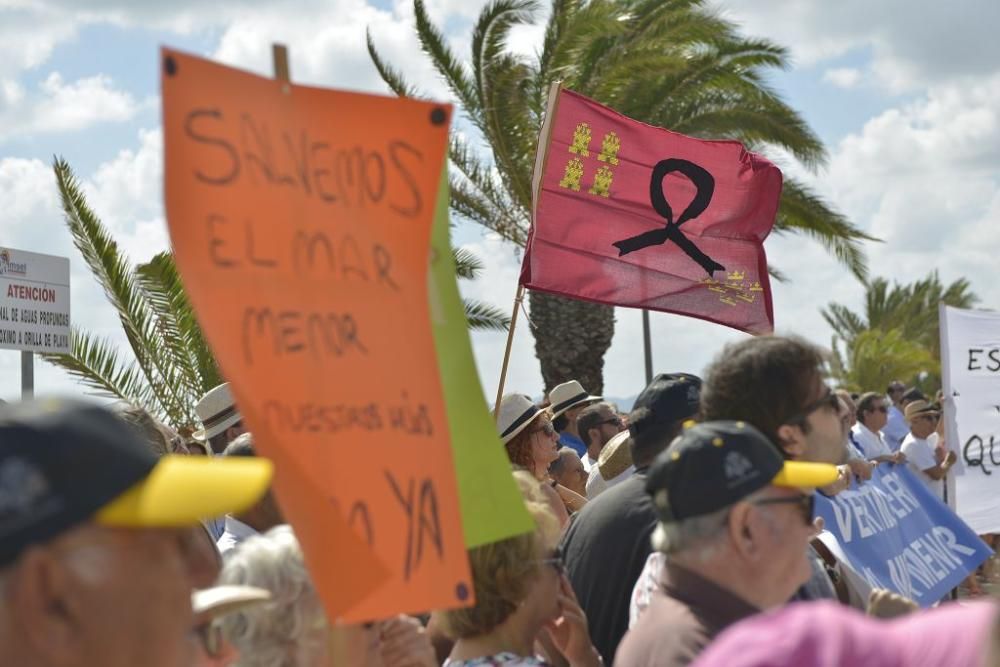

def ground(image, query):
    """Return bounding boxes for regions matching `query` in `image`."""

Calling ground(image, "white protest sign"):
[0,248,71,354]
[940,304,1000,535]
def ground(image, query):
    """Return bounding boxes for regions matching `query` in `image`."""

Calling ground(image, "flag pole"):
[494,285,525,415]
[494,81,563,417]
[642,310,653,384]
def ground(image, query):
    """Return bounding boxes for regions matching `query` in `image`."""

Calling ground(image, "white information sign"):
[940,304,1000,535]
[0,247,71,353]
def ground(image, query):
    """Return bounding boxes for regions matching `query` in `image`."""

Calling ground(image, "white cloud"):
[714,0,1000,92]
[822,67,862,89]
[0,72,143,142]
[0,6,77,79]
[785,72,1000,331]
[0,128,171,401]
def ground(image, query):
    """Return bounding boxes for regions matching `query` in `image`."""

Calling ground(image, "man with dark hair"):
[700,336,845,465]
[561,373,701,664]
[699,336,848,603]
[216,434,284,555]
[882,380,909,450]
[851,392,905,464]
[549,380,602,459]
[576,401,626,472]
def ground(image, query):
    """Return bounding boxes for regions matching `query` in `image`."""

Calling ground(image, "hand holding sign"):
[161,47,470,621]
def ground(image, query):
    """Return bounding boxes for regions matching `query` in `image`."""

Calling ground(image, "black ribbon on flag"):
[612,158,724,276]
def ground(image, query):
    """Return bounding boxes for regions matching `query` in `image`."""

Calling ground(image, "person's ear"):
[776,424,806,459]
[9,547,84,663]
[727,502,759,560]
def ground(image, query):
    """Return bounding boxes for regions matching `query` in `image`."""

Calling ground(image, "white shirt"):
[882,405,908,451]
[901,433,943,500]
[585,463,635,499]
[581,453,598,473]
[216,516,259,555]
[851,423,892,459]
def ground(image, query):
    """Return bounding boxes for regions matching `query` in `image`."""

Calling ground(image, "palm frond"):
[453,247,485,280]
[413,0,479,114]
[52,157,190,421]
[774,178,878,282]
[135,252,221,398]
[463,299,512,331]
[42,328,156,412]
[366,29,422,98]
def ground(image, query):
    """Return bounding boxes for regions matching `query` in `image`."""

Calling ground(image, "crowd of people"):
[2,335,999,666]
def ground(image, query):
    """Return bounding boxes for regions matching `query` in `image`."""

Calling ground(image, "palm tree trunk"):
[528,291,615,394]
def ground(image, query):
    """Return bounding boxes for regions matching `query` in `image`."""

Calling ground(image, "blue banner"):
[815,464,991,607]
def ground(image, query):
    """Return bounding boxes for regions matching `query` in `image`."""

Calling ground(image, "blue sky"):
[2,0,999,404]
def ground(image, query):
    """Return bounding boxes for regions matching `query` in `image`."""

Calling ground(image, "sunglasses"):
[535,547,566,575]
[786,388,841,426]
[916,413,940,422]
[531,421,557,437]
[598,417,625,428]
[752,493,815,525]
[873,405,888,414]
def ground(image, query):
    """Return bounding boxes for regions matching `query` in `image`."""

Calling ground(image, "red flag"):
[520,87,782,334]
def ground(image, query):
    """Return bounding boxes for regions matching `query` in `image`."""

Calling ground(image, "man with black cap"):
[560,373,700,665]
[615,421,839,667]
[0,399,273,667]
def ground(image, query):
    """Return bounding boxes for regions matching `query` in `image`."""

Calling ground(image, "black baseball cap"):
[628,373,701,439]
[645,420,838,522]
[0,399,272,566]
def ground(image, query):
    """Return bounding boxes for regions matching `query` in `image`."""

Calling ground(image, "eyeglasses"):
[786,388,840,426]
[193,621,224,658]
[916,413,940,423]
[598,417,624,429]
[535,547,565,575]
[752,493,815,525]
[532,422,557,437]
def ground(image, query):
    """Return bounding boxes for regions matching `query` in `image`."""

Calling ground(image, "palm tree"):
[828,328,936,393]
[368,0,874,394]
[43,159,509,430]
[823,272,978,390]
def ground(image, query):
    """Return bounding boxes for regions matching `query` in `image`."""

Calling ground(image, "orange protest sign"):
[161,47,471,621]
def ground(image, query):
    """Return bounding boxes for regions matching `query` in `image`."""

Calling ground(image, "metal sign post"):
[20,350,33,399]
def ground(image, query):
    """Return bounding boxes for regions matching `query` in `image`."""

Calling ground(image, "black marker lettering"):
[311,142,337,203]
[386,471,416,580]
[185,109,240,185]
[969,348,983,371]
[207,214,239,267]
[388,141,422,218]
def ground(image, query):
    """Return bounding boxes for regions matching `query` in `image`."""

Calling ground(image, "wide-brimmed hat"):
[904,400,940,423]
[192,585,272,620]
[548,380,601,419]
[192,383,242,442]
[0,399,273,567]
[495,394,546,444]
[646,420,839,522]
[598,429,634,481]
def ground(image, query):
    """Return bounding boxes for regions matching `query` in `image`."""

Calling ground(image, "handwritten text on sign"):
[161,48,470,621]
